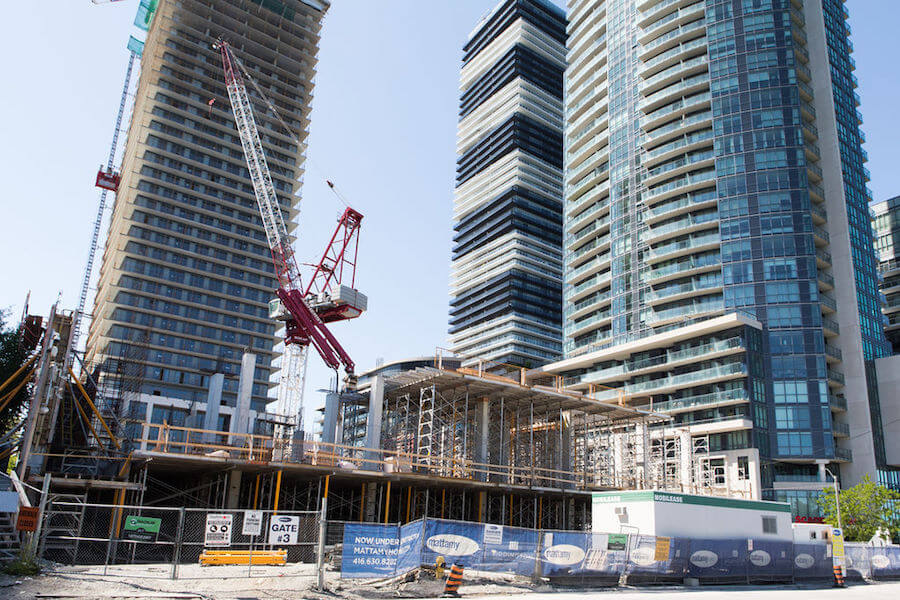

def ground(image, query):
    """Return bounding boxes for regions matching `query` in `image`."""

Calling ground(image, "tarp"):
[792,543,834,581]
[686,538,748,581]
[396,520,424,575]
[477,524,539,575]
[746,539,793,581]
[845,542,873,580]
[625,535,689,579]
[870,545,900,579]
[340,523,400,578]
[420,519,483,568]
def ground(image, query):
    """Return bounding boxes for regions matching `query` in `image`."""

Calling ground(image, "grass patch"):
[2,556,41,576]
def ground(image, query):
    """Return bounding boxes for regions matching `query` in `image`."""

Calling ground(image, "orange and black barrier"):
[833,563,845,587]
[442,563,464,597]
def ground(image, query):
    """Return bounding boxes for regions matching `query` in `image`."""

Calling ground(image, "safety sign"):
[242,510,263,536]
[204,514,233,546]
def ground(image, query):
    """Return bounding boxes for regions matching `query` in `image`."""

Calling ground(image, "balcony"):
[834,447,853,462]
[832,422,850,438]
[638,387,749,414]
[825,344,842,363]
[829,394,847,412]
[818,271,834,291]
[827,369,845,387]
[822,317,840,337]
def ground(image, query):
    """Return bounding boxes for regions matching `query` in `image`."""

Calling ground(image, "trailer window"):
[762,516,777,534]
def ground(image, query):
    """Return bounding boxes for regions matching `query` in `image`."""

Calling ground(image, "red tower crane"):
[215,40,365,379]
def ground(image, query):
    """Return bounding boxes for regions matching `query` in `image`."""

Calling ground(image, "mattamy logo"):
[543,544,585,566]
[749,550,771,567]
[689,550,719,568]
[872,554,890,569]
[794,553,815,569]
[425,534,479,557]
[629,546,657,567]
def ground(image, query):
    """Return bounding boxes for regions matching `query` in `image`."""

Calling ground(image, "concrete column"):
[474,398,490,481]
[225,470,242,509]
[818,461,828,482]
[321,392,340,445]
[363,375,384,471]
[230,352,256,436]
[203,373,225,444]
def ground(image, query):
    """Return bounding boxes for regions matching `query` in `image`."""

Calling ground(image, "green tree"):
[0,311,29,437]
[818,474,900,542]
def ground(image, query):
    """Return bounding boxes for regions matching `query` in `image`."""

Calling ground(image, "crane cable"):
[225,45,350,208]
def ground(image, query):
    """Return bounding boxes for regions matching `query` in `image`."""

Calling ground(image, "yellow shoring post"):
[441,489,445,518]
[0,353,38,397]
[253,474,261,510]
[405,486,412,523]
[68,367,120,450]
[273,469,283,514]
[70,391,104,450]
[323,474,330,499]
[509,495,513,527]
[383,481,391,524]
[0,366,36,414]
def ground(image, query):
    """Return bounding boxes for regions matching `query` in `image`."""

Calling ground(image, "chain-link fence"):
[40,501,320,580]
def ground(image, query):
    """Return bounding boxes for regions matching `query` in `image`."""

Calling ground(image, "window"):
[738,456,750,480]
[762,516,778,534]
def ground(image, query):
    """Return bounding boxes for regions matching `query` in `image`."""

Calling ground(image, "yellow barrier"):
[199,549,287,566]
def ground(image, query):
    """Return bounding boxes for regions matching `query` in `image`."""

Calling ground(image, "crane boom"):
[217,41,356,375]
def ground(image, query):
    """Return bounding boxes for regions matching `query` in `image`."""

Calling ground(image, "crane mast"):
[216,41,358,377]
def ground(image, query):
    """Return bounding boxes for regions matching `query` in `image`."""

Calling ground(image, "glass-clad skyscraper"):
[449,0,567,368]
[536,0,898,515]
[86,0,328,416]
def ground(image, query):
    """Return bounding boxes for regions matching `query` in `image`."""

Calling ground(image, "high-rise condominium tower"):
[537,0,898,515]
[449,0,567,368]
[87,0,328,417]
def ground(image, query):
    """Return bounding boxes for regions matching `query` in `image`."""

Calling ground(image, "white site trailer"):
[592,490,793,542]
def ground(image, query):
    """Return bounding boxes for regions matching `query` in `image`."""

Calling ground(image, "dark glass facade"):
[450,0,566,367]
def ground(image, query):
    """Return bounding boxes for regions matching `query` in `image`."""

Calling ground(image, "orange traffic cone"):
[442,564,464,597]
[833,563,845,587]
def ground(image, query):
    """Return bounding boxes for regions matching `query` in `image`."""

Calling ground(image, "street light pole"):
[824,467,842,530]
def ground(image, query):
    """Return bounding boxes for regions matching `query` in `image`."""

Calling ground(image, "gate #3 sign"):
[268,515,300,545]
[204,514,233,546]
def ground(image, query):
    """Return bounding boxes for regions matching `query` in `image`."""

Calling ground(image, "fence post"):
[29,473,52,561]
[102,507,116,576]
[171,507,185,580]
[316,496,328,590]
[532,530,543,582]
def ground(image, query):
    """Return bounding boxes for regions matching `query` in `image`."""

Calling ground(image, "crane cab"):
[95,167,121,192]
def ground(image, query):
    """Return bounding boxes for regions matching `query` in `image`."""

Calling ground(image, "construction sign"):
[832,528,845,565]
[122,516,161,542]
[15,507,39,532]
[654,537,671,562]
[607,533,627,551]
[204,514,233,547]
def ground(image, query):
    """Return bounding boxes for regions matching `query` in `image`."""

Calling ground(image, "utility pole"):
[18,302,57,480]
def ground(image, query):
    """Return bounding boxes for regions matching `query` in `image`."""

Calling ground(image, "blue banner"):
[747,540,793,580]
[479,525,539,575]
[845,542,873,580]
[792,543,834,581]
[871,546,900,579]
[686,538,747,580]
[420,519,483,568]
[127,36,144,57]
[396,520,424,574]
[341,523,400,579]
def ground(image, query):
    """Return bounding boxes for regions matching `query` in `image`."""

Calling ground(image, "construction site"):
[0,0,881,595]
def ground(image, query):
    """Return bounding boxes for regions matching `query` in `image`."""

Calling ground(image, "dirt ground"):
[3,565,900,600]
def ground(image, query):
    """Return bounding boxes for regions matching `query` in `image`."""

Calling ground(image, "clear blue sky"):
[0,0,896,428]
